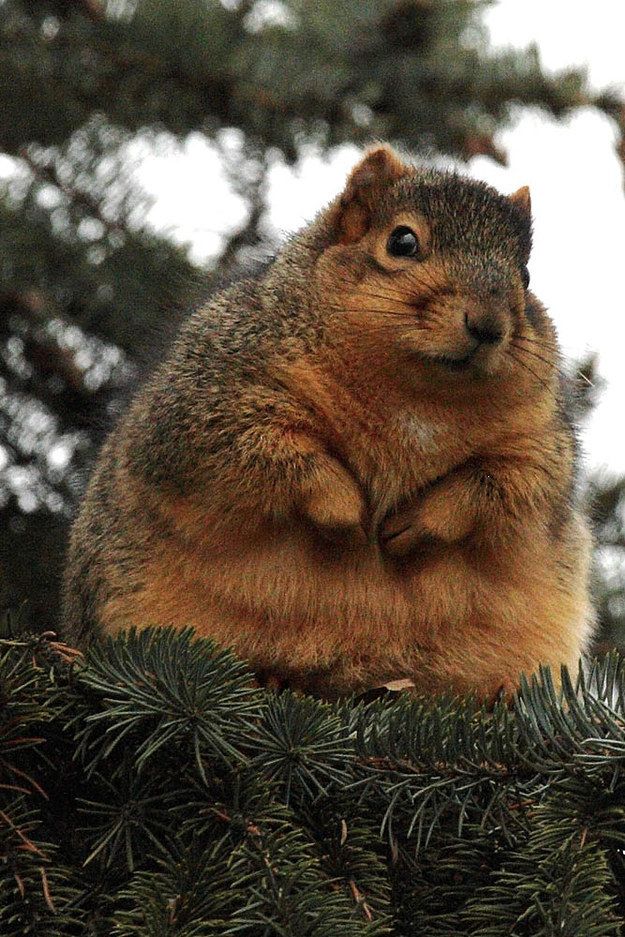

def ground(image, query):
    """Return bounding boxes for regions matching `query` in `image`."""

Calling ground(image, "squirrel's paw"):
[379,502,432,557]
[380,478,475,557]
[302,460,368,548]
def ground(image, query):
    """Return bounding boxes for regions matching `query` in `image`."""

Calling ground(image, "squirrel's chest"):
[286,361,476,509]
[338,404,470,515]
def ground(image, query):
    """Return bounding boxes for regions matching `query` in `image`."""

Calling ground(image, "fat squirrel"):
[62,145,594,700]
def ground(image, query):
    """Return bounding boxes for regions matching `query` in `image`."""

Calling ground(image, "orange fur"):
[63,146,594,701]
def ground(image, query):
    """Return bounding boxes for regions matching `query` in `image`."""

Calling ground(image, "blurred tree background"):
[0,0,624,642]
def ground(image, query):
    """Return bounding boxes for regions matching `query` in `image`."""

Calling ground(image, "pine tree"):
[3,626,625,936]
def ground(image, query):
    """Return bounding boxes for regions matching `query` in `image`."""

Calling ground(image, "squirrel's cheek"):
[315,247,378,298]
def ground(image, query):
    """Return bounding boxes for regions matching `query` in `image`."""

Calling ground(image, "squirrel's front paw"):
[302,460,368,548]
[380,478,476,558]
[379,502,431,558]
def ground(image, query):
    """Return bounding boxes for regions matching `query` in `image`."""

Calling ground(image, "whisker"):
[322,304,417,319]
[507,349,552,391]
[339,291,417,307]
[509,341,554,371]
[512,333,557,352]
[322,309,435,336]
[341,287,434,306]
[344,277,442,300]
[516,335,593,388]
[513,335,558,356]
[510,333,554,357]
[331,266,451,305]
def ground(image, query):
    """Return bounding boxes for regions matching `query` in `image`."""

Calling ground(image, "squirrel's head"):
[314,145,555,389]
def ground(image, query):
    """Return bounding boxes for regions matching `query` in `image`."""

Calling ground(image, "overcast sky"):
[135,1,625,477]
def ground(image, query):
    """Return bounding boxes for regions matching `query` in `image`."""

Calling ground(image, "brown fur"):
[62,145,594,700]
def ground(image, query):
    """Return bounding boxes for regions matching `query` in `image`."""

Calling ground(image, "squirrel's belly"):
[130,531,427,647]
[105,523,590,697]
[107,528,451,676]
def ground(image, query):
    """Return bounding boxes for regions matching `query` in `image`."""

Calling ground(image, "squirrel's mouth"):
[430,350,477,371]
[424,346,483,371]
[423,340,506,375]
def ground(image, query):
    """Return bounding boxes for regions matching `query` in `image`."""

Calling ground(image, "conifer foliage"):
[3,625,625,935]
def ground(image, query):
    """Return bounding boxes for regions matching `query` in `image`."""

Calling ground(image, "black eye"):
[521,266,530,289]
[387,226,419,258]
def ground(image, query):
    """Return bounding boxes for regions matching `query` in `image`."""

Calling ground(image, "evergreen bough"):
[2,625,625,935]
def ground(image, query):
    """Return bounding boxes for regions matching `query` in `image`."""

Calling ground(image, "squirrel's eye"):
[387,226,419,258]
[521,266,530,289]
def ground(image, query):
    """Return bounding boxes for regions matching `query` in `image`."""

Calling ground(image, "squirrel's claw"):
[379,503,435,557]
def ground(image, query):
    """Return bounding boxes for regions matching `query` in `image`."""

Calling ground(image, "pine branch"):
[5,629,625,932]
[18,148,126,238]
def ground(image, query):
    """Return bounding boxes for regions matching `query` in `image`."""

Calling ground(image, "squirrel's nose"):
[464,310,503,346]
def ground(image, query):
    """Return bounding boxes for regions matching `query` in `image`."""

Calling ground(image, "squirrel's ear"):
[333,145,409,244]
[509,185,531,220]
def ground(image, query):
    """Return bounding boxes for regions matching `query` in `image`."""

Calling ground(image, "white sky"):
[480,0,625,477]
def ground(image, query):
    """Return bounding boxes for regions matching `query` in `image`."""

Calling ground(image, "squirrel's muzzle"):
[463,305,505,347]
[432,294,512,375]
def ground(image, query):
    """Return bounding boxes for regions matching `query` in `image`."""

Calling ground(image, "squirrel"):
[62,144,595,701]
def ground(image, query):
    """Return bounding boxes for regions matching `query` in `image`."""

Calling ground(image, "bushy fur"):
[62,146,594,700]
